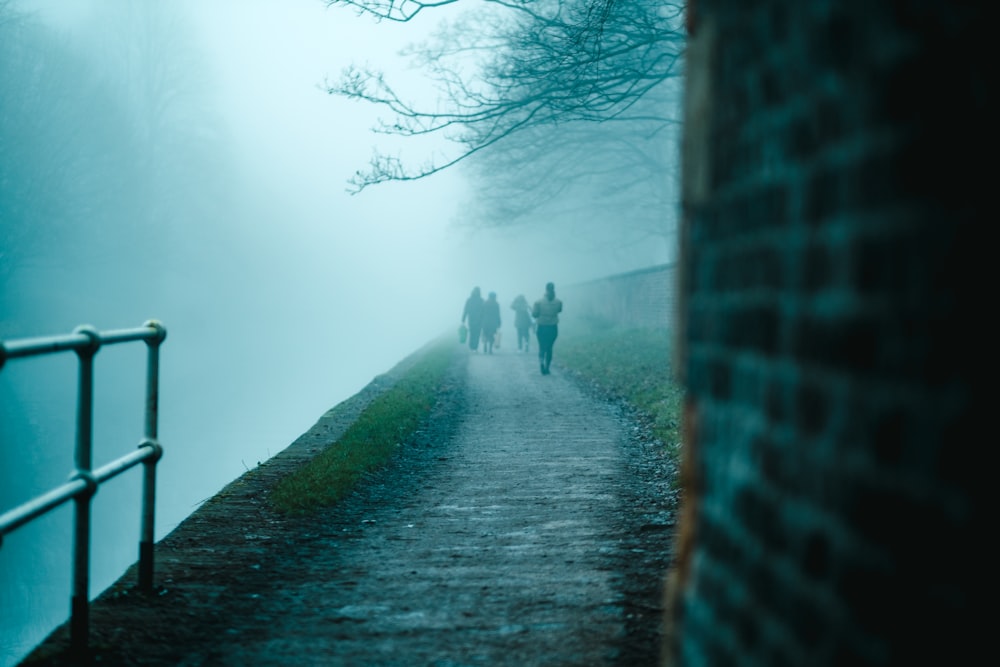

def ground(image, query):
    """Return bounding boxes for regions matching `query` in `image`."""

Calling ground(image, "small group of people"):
[461,287,503,354]
[461,281,563,375]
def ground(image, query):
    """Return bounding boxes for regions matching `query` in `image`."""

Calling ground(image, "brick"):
[673,2,985,664]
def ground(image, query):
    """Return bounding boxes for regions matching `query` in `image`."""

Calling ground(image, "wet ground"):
[21,339,678,666]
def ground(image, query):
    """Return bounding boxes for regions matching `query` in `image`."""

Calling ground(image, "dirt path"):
[22,342,677,666]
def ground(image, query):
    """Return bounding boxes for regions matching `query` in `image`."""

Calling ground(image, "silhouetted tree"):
[74,3,231,266]
[325,0,686,197]
[0,2,230,322]
[0,4,133,285]
[459,78,681,244]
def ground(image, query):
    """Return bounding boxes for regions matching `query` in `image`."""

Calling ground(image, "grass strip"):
[557,327,684,462]
[269,339,453,515]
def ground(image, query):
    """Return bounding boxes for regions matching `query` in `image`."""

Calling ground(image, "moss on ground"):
[269,339,453,514]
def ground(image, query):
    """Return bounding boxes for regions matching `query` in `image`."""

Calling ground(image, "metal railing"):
[0,320,167,653]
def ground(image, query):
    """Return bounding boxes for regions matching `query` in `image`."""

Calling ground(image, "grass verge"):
[269,338,453,515]
[270,326,682,514]
[557,326,684,462]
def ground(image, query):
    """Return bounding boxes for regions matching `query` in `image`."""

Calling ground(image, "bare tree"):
[79,3,223,240]
[0,2,229,306]
[325,0,686,194]
[459,77,682,239]
[0,5,133,282]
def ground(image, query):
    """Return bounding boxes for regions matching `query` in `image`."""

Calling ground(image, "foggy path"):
[2,1,678,664]
[211,346,657,665]
[20,342,673,666]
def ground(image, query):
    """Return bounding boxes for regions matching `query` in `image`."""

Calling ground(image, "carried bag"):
[458,323,468,344]
[494,330,502,349]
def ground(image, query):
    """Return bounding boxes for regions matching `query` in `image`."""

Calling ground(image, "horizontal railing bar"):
[0,320,167,651]
[92,443,158,485]
[0,478,88,537]
[1,333,93,359]
[0,443,159,539]
[1,325,162,361]
[96,327,162,346]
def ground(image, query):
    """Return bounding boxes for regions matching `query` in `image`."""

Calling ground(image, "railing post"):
[138,320,166,591]
[1,321,169,657]
[70,325,100,655]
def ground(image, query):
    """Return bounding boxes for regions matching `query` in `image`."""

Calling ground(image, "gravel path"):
[22,341,677,666]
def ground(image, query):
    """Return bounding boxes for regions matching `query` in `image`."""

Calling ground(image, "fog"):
[0,1,671,663]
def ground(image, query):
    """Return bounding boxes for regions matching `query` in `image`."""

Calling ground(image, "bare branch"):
[325,0,459,23]
[325,0,685,193]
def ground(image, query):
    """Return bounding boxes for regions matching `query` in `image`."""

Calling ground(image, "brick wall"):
[561,263,678,332]
[666,2,986,666]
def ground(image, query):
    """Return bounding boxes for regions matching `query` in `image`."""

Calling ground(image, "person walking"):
[480,291,502,354]
[532,282,563,375]
[462,287,485,352]
[510,294,533,353]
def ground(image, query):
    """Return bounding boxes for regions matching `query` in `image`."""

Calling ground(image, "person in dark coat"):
[480,291,502,354]
[510,294,533,352]
[532,282,563,374]
[461,287,485,352]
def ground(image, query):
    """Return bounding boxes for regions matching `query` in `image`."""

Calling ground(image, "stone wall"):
[666,2,986,666]
[561,263,678,332]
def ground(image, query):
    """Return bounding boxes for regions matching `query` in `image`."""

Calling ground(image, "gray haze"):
[0,1,671,663]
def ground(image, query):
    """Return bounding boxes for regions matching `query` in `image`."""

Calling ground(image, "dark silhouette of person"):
[532,282,563,374]
[480,291,502,354]
[462,287,485,352]
[510,294,533,352]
